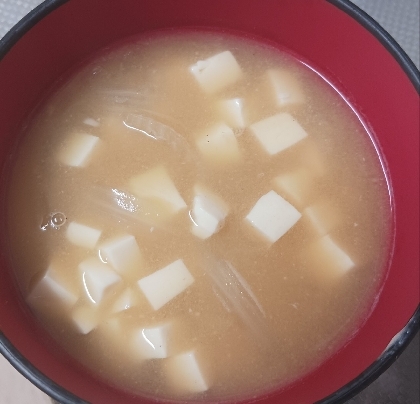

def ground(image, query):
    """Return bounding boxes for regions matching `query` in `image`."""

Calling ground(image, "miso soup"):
[6,31,392,401]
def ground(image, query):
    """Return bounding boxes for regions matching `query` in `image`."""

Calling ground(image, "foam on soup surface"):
[6,31,392,401]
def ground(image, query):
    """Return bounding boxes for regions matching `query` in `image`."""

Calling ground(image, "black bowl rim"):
[0,0,419,403]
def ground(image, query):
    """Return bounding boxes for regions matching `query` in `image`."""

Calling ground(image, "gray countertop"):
[0,1,419,403]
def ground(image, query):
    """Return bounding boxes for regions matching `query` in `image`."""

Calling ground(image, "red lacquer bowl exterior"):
[0,1,418,403]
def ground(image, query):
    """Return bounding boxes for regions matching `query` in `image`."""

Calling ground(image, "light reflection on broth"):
[6,31,391,401]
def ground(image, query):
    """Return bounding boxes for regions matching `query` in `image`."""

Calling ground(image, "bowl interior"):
[0,1,418,403]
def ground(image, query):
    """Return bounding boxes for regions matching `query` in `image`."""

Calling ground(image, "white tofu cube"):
[190,51,242,94]
[66,222,101,249]
[303,202,340,237]
[83,118,99,127]
[79,258,121,305]
[129,166,187,215]
[217,98,245,128]
[99,235,142,275]
[71,306,98,334]
[138,259,194,310]
[27,264,77,309]
[132,322,171,359]
[245,190,301,243]
[249,113,308,155]
[196,123,241,165]
[267,69,304,106]
[273,168,314,207]
[112,288,134,313]
[307,235,355,279]
[165,351,210,393]
[58,133,99,167]
[190,186,229,239]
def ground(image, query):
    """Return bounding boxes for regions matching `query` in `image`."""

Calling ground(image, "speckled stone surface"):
[352,0,419,68]
[0,1,419,403]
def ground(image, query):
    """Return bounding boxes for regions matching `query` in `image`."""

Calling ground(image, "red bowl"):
[0,1,418,403]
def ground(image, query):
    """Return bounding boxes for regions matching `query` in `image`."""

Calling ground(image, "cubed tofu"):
[267,69,304,106]
[79,258,121,305]
[190,186,229,239]
[112,288,135,313]
[27,264,77,309]
[190,51,242,94]
[132,322,171,359]
[165,351,210,393]
[71,306,98,334]
[196,123,241,165]
[128,166,187,215]
[138,259,194,311]
[83,118,100,127]
[303,202,340,237]
[249,113,308,155]
[306,235,355,279]
[245,190,301,243]
[58,133,99,167]
[217,98,245,128]
[99,234,142,275]
[66,222,101,249]
[273,168,314,207]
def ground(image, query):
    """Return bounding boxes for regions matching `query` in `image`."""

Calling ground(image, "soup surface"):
[6,31,391,401]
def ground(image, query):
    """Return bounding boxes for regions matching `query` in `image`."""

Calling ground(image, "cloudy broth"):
[6,31,391,401]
